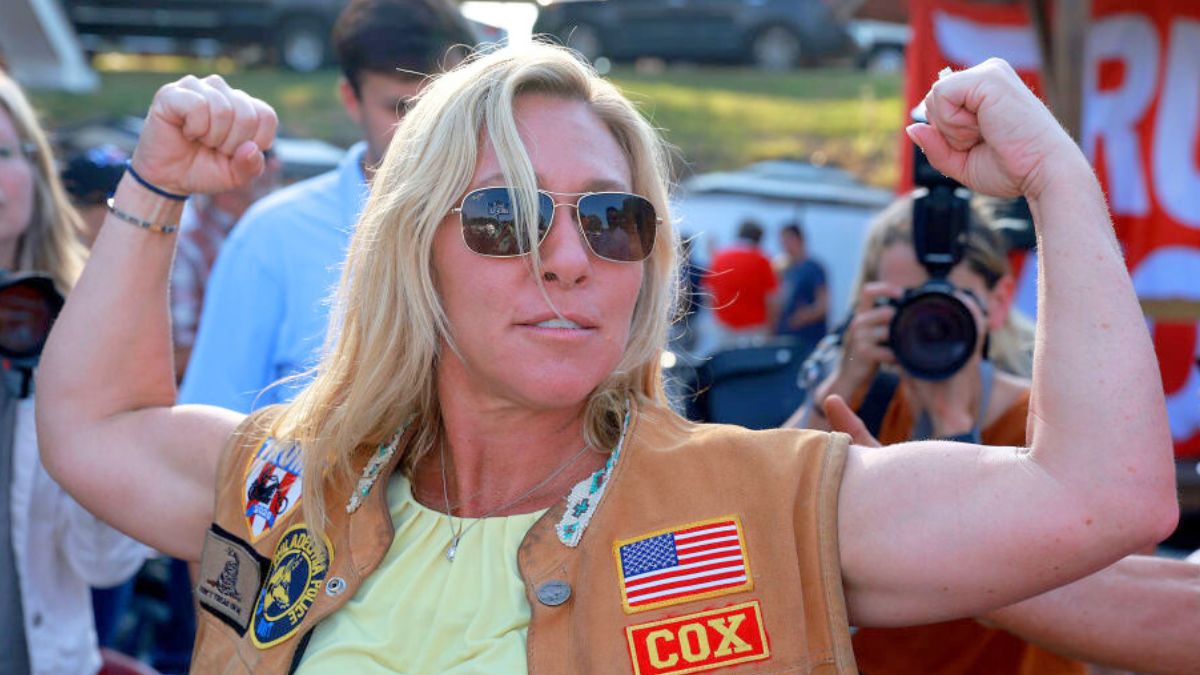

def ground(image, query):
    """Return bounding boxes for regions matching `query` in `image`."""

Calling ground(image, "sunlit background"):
[461,1,538,44]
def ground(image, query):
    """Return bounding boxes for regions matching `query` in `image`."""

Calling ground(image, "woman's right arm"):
[36,75,277,562]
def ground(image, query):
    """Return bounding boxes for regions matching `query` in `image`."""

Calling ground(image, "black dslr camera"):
[878,111,977,381]
[0,273,64,397]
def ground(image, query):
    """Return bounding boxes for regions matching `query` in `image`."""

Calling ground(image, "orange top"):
[852,383,1087,675]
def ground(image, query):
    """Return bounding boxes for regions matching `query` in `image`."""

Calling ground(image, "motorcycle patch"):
[196,524,270,636]
[244,437,303,542]
[250,524,333,649]
[625,601,770,675]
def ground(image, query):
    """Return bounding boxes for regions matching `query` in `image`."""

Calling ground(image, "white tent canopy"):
[0,0,97,92]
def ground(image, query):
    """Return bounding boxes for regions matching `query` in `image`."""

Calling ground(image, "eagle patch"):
[250,524,332,649]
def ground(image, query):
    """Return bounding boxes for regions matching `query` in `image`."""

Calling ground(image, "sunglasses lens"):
[578,193,657,262]
[460,188,552,256]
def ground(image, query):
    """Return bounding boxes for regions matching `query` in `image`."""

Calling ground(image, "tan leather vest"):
[190,405,856,674]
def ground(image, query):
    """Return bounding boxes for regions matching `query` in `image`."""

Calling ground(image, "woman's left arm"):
[836,60,1178,627]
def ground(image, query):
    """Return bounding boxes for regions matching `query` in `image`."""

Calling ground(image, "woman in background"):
[0,67,149,675]
[800,198,1082,674]
[802,195,1033,440]
[799,197,1199,675]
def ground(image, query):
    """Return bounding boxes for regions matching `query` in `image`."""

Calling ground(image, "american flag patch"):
[613,515,753,614]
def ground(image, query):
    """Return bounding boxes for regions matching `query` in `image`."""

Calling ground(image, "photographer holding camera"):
[801,199,1200,673]
[805,189,1034,442]
[794,141,1085,671]
[789,120,1200,674]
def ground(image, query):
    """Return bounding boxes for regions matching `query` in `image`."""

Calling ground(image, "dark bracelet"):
[124,160,188,201]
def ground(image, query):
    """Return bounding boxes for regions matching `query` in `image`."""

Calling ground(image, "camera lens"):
[889,286,977,380]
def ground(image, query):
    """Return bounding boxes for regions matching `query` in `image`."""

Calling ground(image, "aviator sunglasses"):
[450,186,661,263]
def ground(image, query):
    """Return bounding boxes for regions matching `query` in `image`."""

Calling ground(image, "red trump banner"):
[907,0,1200,457]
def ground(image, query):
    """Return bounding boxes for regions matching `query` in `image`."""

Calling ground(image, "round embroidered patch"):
[250,524,333,649]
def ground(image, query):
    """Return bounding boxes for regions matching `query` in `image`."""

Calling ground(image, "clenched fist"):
[130,74,278,197]
[909,58,1088,201]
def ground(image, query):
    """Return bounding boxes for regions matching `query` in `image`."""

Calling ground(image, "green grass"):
[611,67,904,186]
[31,65,361,147]
[29,61,904,188]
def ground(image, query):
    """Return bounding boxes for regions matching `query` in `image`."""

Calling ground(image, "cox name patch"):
[250,524,332,649]
[625,601,770,675]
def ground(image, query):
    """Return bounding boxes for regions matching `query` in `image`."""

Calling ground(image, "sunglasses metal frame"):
[449,186,662,263]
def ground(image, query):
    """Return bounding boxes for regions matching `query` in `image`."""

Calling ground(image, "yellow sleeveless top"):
[295,474,546,673]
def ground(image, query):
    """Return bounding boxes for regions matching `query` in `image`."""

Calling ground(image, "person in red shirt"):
[703,219,778,345]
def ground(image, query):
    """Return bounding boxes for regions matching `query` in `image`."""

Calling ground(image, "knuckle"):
[210,106,233,126]
[983,57,1013,78]
[210,94,234,116]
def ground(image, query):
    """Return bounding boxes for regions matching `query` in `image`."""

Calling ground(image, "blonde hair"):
[0,69,88,292]
[274,43,680,540]
[850,193,1035,377]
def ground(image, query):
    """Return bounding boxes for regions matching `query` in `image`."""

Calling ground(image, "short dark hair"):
[333,0,477,97]
[781,222,804,240]
[737,219,764,244]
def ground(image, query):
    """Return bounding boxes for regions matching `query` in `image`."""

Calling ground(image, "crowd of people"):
[0,0,1196,673]
[699,217,829,359]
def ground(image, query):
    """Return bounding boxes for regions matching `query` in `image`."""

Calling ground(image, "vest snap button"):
[536,580,571,607]
[325,576,347,597]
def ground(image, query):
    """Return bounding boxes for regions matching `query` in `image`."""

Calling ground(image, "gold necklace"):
[439,441,590,562]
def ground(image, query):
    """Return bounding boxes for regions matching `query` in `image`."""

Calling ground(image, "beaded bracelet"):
[106,198,180,234]
[124,160,188,201]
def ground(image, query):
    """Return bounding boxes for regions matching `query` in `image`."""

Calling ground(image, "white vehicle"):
[848,19,910,73]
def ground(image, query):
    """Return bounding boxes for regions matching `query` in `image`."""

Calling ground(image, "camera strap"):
[0,365,33,400]
[856,370,899,439]
[912,359,995,443]
[0,374,30,673]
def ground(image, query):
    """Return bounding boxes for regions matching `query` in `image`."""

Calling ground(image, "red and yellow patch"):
[613,515,753,614]
[625,601,770,675]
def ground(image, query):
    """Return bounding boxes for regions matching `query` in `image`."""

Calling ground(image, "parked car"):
[533,0,854,71]
[62,0,346,72]
[61,0,506,72]
[847,19,908,73]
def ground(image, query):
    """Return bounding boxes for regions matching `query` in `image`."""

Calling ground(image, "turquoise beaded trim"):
[556,404,631,547]
[345,419,411,514]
